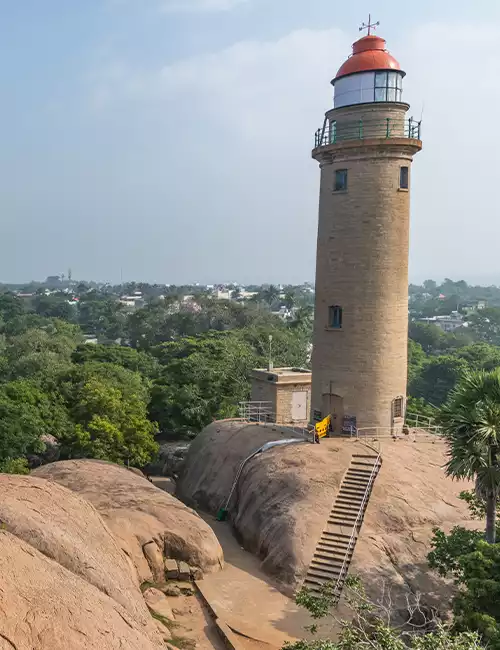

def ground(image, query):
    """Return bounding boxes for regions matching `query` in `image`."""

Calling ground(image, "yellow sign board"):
[315,415,331,438]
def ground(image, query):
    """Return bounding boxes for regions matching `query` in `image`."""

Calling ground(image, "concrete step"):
[311,556,345,569]
[336,496,364,506]
[339,488,367,497]
[303,579,343,597]
[329,519,358,527]
[346,470,372,479]
[317,540,350,552]
[334,506,360,515]
[318,536,351,547]
[340,484,367,492]
[339,476,368,492]
[314,549,350,562]
[308,567,341,582]
[322,531,352,540]
[303,577,341,593]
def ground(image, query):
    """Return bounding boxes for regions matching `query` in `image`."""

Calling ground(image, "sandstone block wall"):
[311,102,421,430]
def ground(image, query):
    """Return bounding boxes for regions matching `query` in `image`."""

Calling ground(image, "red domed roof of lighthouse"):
[333,34,403,82]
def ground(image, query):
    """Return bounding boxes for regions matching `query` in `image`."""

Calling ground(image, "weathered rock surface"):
[34,459,224,583]
[143,587,175,620]
[0,474,159,641]
[0,530,163,649]
[177,421,477,610]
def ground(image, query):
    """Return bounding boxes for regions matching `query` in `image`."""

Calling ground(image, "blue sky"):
[2,0,500,284]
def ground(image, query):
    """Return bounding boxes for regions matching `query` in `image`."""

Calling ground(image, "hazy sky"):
[2,0,500,285]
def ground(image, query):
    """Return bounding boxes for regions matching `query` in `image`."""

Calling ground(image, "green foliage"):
[452,541,500,648]
[33,294,76,321]
[409,322,446,354]
[0,457,30,474]
[439,369,500,542]
[290,577,483,650]
[77,296,126,341]
[410,355,469,406]
[466,309,500,347]
[150,332,256,435]
[59,362,159,465]
[72,344,159,377]
[0,380,57,462]
[428,526,484,580]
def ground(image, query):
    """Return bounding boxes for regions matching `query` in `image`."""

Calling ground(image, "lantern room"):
[332,34,405,108]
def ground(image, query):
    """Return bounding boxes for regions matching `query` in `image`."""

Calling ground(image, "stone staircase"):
[303,452,382,600]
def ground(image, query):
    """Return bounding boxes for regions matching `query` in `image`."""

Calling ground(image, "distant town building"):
[417,312,465,333]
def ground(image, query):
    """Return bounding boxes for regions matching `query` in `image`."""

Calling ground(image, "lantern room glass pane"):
[396,74,403,90]
[375,87,386,102]
[375,71,387,87]
[387,87,396,102]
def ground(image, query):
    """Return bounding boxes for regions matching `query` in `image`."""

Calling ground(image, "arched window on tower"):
[392,396,404,420]
[328,306,343,329]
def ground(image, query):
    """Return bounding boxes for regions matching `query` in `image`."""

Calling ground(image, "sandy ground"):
[153,475,322,648]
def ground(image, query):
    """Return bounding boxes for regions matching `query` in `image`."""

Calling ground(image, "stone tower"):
[310,28,422,434]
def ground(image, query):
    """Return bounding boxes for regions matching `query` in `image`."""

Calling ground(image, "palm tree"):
[440,369,500,543]
[261,285,280,308]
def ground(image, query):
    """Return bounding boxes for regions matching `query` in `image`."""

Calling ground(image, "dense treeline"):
[0,291,311,471]
[4,277,500,471]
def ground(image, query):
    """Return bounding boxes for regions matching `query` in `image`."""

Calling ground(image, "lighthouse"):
[310,21,422,434]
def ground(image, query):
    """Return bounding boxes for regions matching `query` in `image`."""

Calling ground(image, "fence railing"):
[355,425,442,439]
[314,116,421,148]
[406,411,437,429]
[238,401,313,441]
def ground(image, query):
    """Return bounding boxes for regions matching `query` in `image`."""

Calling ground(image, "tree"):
[33,294,76,321]
[288,576,482,650]
[467,308,500,346]
[409,322,445,354]
[456,343,500,371]
[77,296,126,341]
[72,344,159,378]
[439,369,500,543]
[261,285,281,308]
[3,320,83,384]
[423,279,438,294]
[59,362,158,466]
[409,355,468,406]
[0,380,59,466]
[408,339,426,385]
[150,332,257,436]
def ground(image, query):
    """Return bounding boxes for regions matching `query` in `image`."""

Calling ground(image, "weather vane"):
[359,14,380,36]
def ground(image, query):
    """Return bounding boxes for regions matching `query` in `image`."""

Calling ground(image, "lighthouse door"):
[322,392,344,434]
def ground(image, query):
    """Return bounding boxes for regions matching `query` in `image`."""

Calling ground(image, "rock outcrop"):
[177,420,477,610]
[33,459,224,583]
[0,474,163,649]
[0,530,163,649]
[0,474,157,632]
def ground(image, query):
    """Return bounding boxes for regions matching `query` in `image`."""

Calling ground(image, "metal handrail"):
[356,425,442,438]
[331,448,382,601]
[314,116,421,147]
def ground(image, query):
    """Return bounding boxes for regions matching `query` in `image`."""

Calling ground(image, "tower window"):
[375,71,402,103]
[393,396,404,419]
[400,166,409,189]
[334,169,348,192]
[328,305,343,329]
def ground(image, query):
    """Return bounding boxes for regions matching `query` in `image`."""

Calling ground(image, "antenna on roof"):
[268,335,273,372]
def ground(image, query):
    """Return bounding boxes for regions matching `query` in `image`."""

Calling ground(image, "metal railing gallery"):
[314,116,421,148]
